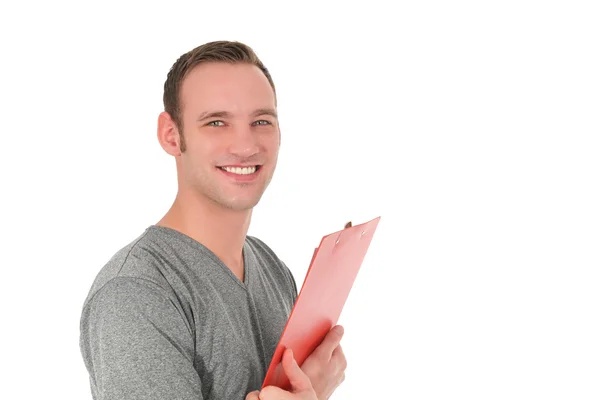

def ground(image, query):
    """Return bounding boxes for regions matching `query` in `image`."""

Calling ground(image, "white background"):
[1,0,599,399]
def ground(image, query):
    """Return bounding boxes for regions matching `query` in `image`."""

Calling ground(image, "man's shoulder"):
[81,227,175,311]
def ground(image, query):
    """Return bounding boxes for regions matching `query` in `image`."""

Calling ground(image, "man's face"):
[177,62,280,212]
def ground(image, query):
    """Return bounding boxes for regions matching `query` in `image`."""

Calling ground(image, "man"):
[79,41,346,400]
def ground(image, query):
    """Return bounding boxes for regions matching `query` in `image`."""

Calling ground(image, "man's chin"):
[219,196,261,212]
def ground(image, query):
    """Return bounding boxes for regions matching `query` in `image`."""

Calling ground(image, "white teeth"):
[221,166,257,175]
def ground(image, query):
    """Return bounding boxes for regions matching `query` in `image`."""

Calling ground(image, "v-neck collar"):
[147,225,251,291]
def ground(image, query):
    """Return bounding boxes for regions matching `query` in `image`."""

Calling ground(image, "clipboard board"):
[262,216,381,390]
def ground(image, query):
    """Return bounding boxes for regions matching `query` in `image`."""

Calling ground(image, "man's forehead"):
[182,62,271,90]
[181,65,275,106]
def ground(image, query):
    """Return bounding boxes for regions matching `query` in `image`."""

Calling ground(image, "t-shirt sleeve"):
[80,277,203,400]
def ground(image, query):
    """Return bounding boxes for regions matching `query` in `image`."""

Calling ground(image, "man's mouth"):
[217,165,261,175]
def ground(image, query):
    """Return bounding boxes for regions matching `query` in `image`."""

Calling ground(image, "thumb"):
[245,390,260,400]
[282,348,313,392]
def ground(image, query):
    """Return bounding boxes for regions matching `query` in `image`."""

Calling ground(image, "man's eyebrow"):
[196,111,233,123]
[251,108,278,119]
[196,109,278,123]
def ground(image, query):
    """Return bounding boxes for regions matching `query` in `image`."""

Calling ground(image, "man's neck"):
[155,192,252,276]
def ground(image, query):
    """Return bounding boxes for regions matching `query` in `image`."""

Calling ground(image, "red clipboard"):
[262,216,381,390]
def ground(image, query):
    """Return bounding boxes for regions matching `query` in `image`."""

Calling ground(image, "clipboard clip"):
[336,221,366,245]
[346,221,366,235]
[335,221,352,245]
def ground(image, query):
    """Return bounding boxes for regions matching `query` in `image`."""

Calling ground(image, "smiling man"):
[79,41,346,400]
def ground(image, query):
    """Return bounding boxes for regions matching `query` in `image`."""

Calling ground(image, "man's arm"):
[80,277,204,400]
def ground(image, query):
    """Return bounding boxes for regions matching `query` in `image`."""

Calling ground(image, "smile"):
[218,165,260,175]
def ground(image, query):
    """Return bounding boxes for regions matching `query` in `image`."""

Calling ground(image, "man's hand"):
[300,325,347,400]
[246,348,317,400]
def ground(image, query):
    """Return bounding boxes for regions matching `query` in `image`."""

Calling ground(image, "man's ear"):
[157,111,183,156]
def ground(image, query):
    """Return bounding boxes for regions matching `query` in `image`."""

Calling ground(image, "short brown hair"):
[163,41,277,152]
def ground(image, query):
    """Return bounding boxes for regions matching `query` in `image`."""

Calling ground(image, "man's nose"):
[228,125,260,158]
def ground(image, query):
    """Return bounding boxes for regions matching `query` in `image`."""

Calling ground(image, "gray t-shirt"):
[79,225,298,400]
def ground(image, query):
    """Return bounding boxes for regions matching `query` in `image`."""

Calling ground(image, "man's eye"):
[207,120,225,127]
[253,120,272,126]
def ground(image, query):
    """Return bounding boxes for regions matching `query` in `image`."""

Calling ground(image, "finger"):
[339,372,346,385]
[258,385,289,399]
[315,325,344,359]
[245,390,260,400]
[282,348,313,392]
[331,343,347,371]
